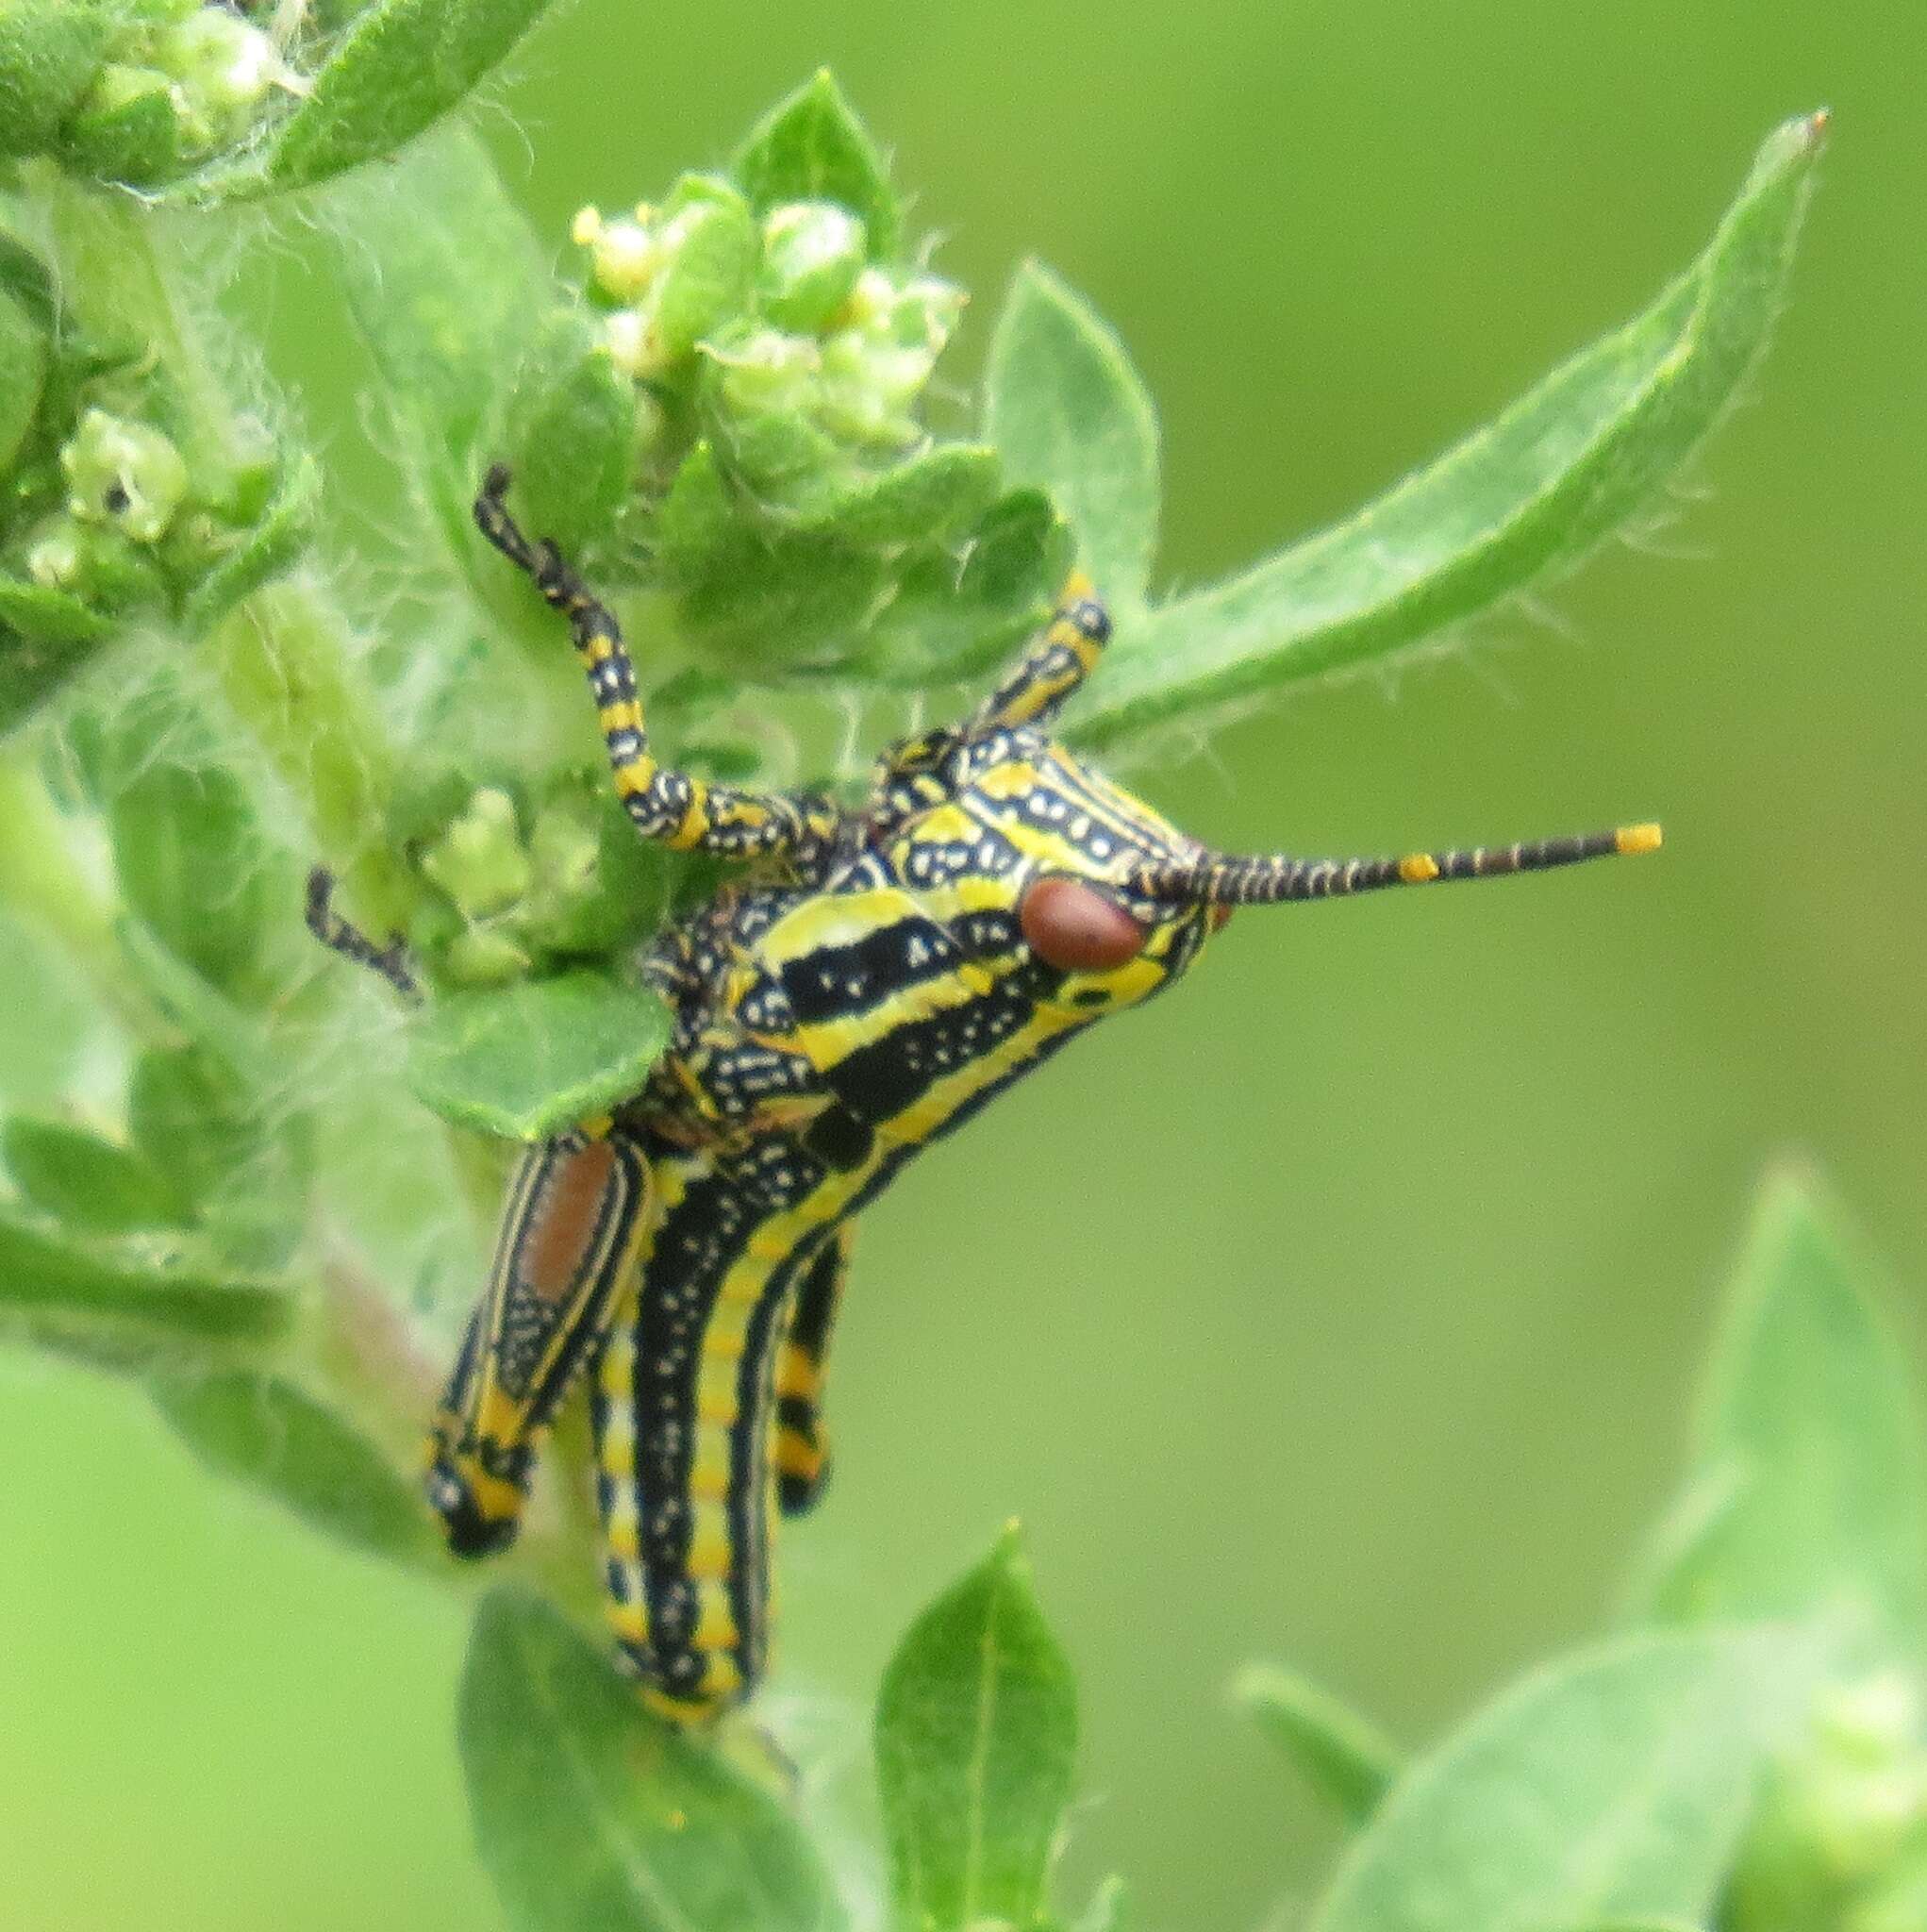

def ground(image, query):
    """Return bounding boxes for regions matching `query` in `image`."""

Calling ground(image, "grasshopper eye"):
[1020,874,1149,973]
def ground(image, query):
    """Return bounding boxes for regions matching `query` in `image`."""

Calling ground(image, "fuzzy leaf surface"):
[987,261,1159,610]
[1308,1629,1818,1932]
[460,1590,844,1932]
[407,973,673,1141]
[1068,112,1828,750]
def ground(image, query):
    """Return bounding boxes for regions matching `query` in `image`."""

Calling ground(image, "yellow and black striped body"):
[590,724,1217,1717]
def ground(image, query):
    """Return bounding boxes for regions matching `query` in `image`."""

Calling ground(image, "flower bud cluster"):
[63,1,305,179]
[572,178,964,514]
[406,777,651,989]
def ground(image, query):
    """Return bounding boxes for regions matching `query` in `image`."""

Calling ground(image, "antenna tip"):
[1615,822,1664,857]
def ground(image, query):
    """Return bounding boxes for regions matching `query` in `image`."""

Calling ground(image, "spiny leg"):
[426,1127,651,1557]
[968,570,1112,735]
[773,1223,852,1517]
[1131,823,1664,906]
[304,866,418,997]
[473,465,841,867]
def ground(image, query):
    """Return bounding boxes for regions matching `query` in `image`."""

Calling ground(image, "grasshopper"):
[312,464,1658,1721]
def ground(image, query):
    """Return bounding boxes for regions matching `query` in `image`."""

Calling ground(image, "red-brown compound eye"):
[1019,875,1150,973]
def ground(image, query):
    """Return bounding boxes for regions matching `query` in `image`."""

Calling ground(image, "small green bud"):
[419,788,532,920]
[61,409,189,544]
[443,925,533,989]
[759,201,867,333]
[815,268,965,448]
[583,177,757,380]
[23,510,165,611]
[573,205,661,303]
[706,324,822,417]
[151,8,294,155]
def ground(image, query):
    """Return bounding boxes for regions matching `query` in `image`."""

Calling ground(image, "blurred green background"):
[3,3,1923,1927]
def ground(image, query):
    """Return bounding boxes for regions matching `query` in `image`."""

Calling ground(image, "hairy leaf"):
[0,2,111,158]
[504,314,635,564]
[1069,112,1828,750]
[733,70,900,259]
[179,454,321,635]
[0,1209,290,1368]
[987,261,1160,611]
[1308,1629,1819,1932]
[0,587,114,737]
[327,127,548,561]
[204,0,564,200]
[1627,1166,1927,1655]
[407,972,673,1141]
[1235,1661,1403,1824]
[2,1117,191,1235]
[0,285,44,475]
[151,1369,440,1570]
[875,1525,1079,1932]
[460,1590,844,1932]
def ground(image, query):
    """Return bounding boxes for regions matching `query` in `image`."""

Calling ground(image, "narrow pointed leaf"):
[0,1210,291,1368]
[1069,111,1828,751]
[1072,1876,1129,1932]
[1234,1661,1403,1824]
[733,71,900,259]
[150,1369,440,1570]
[987,261,1160,609]
[1308,1628,1820,1932]
[407,972,673,1141]
[460,1590,845,1932]
[1626,1167,1927,1653]
[2,1117,191,1234]
[875,1525,1079,1932]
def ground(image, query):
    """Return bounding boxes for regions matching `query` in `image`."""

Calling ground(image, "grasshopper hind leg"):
[425,1130,652,1557]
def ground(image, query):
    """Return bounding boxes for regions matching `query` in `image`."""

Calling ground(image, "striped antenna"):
[1133,824,1662,907]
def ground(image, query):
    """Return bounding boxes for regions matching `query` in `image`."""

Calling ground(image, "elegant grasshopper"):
[312,464,1658,1721]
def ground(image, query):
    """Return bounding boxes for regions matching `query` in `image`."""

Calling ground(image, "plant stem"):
[0,750,159,1038]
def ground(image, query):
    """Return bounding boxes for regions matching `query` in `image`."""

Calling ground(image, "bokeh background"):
[3,4,1923,1927]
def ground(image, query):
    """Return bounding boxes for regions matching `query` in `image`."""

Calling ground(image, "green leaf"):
[875,1524,1079,1932]
[862,488,1071,689]
[986,262,1160,611]
[150,1370,440,1569]
[178,453,320,634]
[1067,111,1829,751]
[2,1116,191,1234]
[0,589,116,734]
[460,1589,845,1932]
[1626,1166,1927,1654]
[126,1041,310,1268]
[0,227,58,333]
[734,71,901,260]
[407,972,673,1141]
[504,314,635,563]
[1307,1628,1820,1932]
[0,2,111,158]
[0,285,45,476]
[1234,1661,1403,1824]
[327,125,548,560]
[196,0,563,200]
[0,1209,291,1368]
[108,763,279,1006]
[807,444,1003,547]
